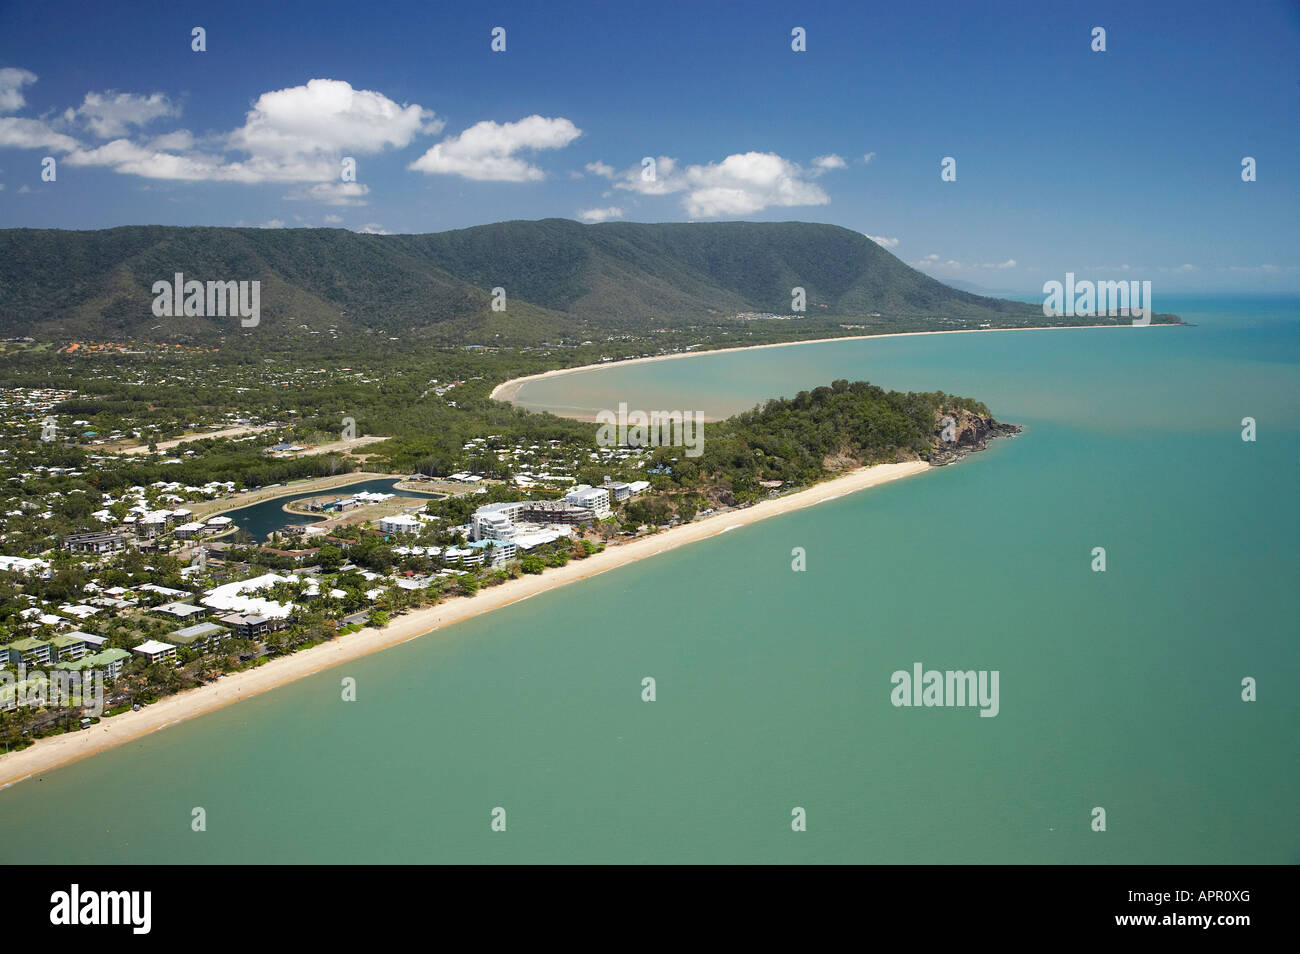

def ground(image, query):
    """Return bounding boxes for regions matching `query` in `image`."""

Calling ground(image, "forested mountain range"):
[0,220,1070,343]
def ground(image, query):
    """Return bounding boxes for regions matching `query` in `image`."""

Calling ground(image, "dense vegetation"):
[633,380,988,516]
[0,220,1104,342]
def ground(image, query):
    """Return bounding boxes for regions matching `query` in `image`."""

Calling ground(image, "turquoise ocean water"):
[1,296,1295,863]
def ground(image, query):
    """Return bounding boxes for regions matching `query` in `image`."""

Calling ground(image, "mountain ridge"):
[0,220,1109,342]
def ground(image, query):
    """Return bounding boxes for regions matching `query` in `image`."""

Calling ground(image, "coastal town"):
[0,394,681,743]
[0,337,1008,761]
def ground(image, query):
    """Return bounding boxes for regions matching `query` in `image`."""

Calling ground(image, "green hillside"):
[0,220,1093,342]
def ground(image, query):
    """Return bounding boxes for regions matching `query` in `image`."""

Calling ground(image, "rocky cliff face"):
[928,407,1021,466]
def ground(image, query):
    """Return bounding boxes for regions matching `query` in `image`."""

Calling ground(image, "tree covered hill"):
[0,219,1067,342]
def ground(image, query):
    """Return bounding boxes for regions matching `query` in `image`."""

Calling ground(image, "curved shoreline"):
[0,460,929,790]
[489,323,1173,407]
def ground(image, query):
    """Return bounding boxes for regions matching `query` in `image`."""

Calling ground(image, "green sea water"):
[2,296,1296,863]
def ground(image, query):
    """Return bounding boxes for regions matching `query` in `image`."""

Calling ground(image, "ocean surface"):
[1,295,1296,863]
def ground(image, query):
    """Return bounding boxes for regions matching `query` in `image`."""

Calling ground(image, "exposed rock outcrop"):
[927,407,1021,466]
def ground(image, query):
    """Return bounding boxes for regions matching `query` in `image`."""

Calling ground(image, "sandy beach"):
[489,323,1171,405]
[0,459,928,789]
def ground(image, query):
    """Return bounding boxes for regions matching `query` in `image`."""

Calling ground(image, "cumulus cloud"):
[231,79,437,160]
[356,222,391,234]
[0,67,37,113]
[812,154,846,172]
[73,91,178,138]
[408,115,581,181]
[608,151,830,218]
[63,139,229,179]
[322,214,343,224]
[578,206,623,223]
[862,152,876,164]
[144,129,195,151]
[43,79,439,198]
[584,160,614,178]
[0,116,80,152]
[865,234,899,248]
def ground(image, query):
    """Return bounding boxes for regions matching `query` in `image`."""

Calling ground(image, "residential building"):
[85,648,130,680]
[379,514,422,535]
[61,531,130,555]
[131,640,177,665]
[466,539,516,568]
[0,555,52,578]
[218,613,284,641]
[75,632,109,652]
[154,601,209,621]
[48,633,88,662]
[169,622,229,651]
[565,485,612,517]
[6,636,52,667]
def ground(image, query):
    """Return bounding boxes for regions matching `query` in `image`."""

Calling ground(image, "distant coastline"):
[489,323,1179,412]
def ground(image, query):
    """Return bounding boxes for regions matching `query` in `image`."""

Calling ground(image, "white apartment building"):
[565,485,612,518]
[470,502,526,542]
[379,514,422,535]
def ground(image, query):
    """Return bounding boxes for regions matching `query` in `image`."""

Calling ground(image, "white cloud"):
[285,181,371,205]
[356,222,390,234]
[64,139,230,179]
[584,161,615,178]
[408,115,581,181]
[861,152,876,164]
[257,219,285,229]
[865,234,899,248]
[812,154,846,172]
[59,79,438,188]
[17,184,31,194]
[612,155,681,196]
[577,206,623,223]
[145,129,195,151]
[612,151,830,218]
[323,214,343,224]
[0,68,37,113]
[231,79,436,161]
[0,116,81,152]
[74,91,178,138]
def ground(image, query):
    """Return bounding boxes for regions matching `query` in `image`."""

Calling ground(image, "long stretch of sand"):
[0,460,929,789]
[489,323,1169,405]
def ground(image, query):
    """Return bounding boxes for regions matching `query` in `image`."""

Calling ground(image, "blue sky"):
[1,0,1297,292]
